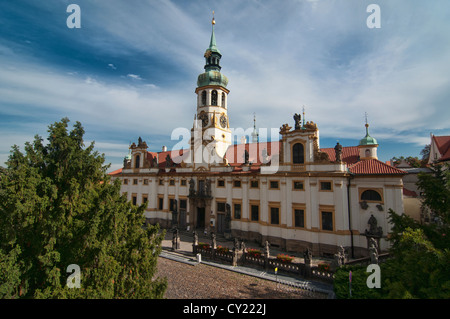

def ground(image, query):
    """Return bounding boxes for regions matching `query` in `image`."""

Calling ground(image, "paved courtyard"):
[156,229,333,299]
[156,257,328,299]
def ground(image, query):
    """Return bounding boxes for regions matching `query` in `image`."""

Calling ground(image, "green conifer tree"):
[0,118,167,298]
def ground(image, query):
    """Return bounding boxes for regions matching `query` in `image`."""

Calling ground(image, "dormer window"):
[293,143,304,164]
[135,154,140,168]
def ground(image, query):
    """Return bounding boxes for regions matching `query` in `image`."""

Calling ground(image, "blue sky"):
[1,0,449,172]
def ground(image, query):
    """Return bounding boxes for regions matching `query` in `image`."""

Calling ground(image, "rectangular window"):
[321,211,333,231]
[233,180,241,188]
[293,181,304,190]
[320,181,332,191]
[217,180,225,187]
[180,199,187,210]
[169,198,176,211]
[233,203,241,219]
[250,180,259,188]
[158,197,164,210]
[143,179,148,185]
[133,179,138,185]
[217,202,226,212]
[132,195,137,206]
[142,196,148,204]
[159,179,164,185]
[123,179,128,185]
[269,181,279,189]
[251,205,259,222]
[294,209,305,228]
[270,207,280,225]
[169,179,175,186]
[181,179,187,186]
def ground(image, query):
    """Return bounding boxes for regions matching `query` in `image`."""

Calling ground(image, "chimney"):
[162,146,167,152]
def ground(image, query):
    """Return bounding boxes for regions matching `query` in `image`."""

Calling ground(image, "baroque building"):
[110,17,406,258]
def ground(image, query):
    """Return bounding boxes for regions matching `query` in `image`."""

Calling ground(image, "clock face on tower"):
[220,114,227,128]
[198,113,208,127]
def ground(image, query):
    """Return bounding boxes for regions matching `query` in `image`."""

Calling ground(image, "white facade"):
[110,21,406,258]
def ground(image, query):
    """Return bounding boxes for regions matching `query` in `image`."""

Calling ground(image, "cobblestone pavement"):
[156,257,328,299]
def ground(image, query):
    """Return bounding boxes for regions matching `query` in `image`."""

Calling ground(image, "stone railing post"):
[263,240,270,272]
[303,248,312,278]
[211,232,217,260]
[192,231,198,255]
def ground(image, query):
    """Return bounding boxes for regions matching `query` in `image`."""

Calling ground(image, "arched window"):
[135,155,140,169]
[201,91,207,106]
[361,190,382,201]
[211,90,218,106]
[221,93,226,108]
[292,143,304,164]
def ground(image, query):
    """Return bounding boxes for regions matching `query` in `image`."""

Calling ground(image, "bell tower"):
[358,114,379,160]
[192,12,232,166]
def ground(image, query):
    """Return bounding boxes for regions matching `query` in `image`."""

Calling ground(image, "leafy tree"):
[334,163,450,299]
[420,144,431,167]
[0,118,167,298]
[382,162,450,298]
[416,163,450,230]
[392,156,421,168]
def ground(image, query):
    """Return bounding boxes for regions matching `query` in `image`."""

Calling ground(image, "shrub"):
[276,254,294,263]
[216,245,229,254]
[317,262,331,272]
[247,248,262,258]
[198,242,210,250]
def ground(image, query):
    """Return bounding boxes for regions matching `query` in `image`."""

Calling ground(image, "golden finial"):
[212,11,215,25]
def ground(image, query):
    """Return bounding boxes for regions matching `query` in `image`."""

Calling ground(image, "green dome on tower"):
[197,70,228,88]
[197,13,228,88]
[359,123,378,146]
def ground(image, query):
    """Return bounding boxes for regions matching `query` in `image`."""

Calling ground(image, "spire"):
[207,11,220,55]
[364,112,371,137]
[302,105,306,127]
[251,113,259,143]
[359,112,378,146]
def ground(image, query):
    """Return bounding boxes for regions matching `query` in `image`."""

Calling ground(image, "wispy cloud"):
[0,0,449,168]
[126,74,143,80]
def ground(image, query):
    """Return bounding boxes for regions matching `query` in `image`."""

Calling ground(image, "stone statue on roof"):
[334,142,343,163]
[293,113,302,130]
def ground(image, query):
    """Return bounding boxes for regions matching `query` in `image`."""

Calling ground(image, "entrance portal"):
[196,207,205,229]
[216,213,225,234]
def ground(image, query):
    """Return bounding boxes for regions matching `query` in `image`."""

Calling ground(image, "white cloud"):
[1,0,449,167]
[126,74,143,80]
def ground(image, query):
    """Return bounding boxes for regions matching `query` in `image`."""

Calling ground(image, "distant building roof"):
[433,135,450,162]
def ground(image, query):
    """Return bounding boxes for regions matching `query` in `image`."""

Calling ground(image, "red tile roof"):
[224,141,280,166]
[108,142,407,176]
[321,146,359,165]
[403,188,418,197]
[147,149,189,169]
[433,135,450,161]
[348,159,406,175]
[109,168,123,175]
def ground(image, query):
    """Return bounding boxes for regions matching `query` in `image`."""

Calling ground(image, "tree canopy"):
[334,163,450,299]
[0,118,167,298]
